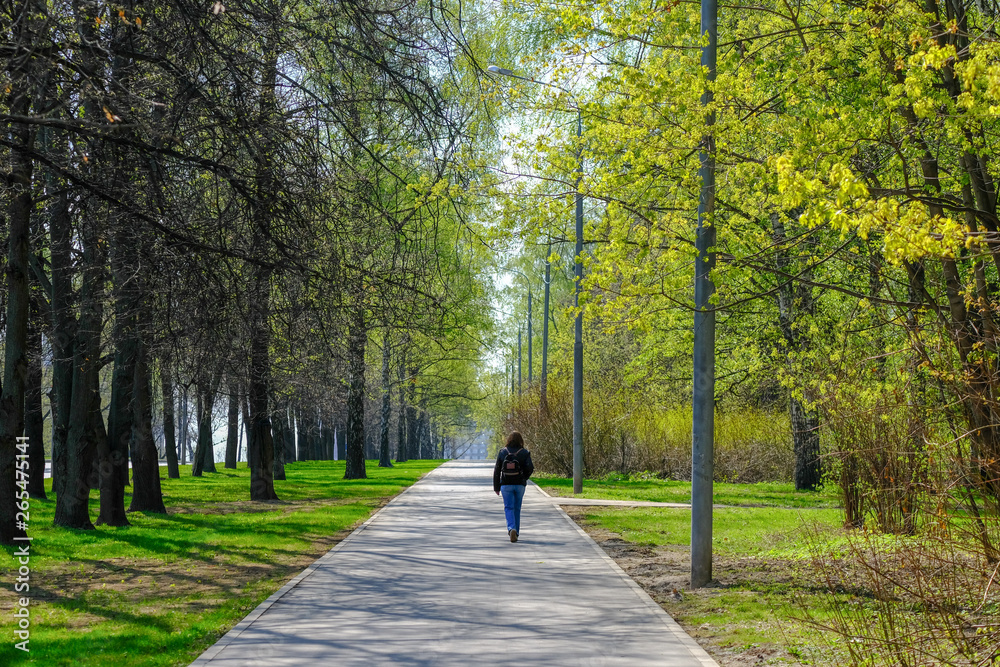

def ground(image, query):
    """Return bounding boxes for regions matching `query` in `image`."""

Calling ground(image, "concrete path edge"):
[550,500,719,667]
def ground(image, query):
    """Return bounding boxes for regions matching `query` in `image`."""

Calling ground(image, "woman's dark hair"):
[506,431,525,450]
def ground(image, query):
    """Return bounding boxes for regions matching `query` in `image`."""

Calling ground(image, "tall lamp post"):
[517,326,522,394]
[509,268,534,390]
[490,65,585,494]
[527,286,533,384]
[541,241,551,413]
[691,0,718,589]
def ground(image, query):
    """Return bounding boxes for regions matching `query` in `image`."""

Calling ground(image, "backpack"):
[501,448,525,482]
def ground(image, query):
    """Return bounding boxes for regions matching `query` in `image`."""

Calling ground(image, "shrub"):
[806,522,1000,666]
[498,380,794,482]
[820,382,927,533]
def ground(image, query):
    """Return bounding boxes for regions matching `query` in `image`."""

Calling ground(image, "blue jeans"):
[500,484,526,533]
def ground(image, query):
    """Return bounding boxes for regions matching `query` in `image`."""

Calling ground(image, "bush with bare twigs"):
[498,380,794,482]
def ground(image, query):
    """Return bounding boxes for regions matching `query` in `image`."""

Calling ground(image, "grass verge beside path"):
[550,475,850,666]
[0,460,442,666]
[536,473,840,509]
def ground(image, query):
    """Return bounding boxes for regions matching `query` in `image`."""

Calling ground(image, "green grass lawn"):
[536,473,841,509]
[0,459,442,666]
[584,505,846,557]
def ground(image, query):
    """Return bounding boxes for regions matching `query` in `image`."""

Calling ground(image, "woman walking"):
[493,431,534,542]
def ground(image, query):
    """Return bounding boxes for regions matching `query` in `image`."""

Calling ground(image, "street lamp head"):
[488,65,514,76]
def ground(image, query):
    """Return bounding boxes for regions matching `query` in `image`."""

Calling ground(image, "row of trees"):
[0,0,498,544]
[160,358,459,479]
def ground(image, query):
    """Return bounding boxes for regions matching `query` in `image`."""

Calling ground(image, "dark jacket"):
[493,446,534,493]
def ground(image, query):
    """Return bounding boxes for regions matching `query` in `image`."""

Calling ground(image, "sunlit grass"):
[536,474,841,509]
[581,505,844,557]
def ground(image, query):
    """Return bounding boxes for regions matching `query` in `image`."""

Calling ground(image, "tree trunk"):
[99,254,137,526]
[271,409,286,481]
[248,389,278,500]
[38,52,72,501]
[179,385,188,466]
[248,284,278,499]
[54,221,104,530]
[97,0,150,527]
[296,408,310,461]
[192,391,204,477]
[97,337,132,526]
[310,414,321,461]
[406,405,418,461]
[240,391,250,464]
[790,397,821,492]
[336,422,345,462]
[378,337,393,468]
[0,145,31,540]
[0,4,40,541]
[192,378,219,476]
[161,361,179,478]
[49,187,73,501]
[318,420,328,461]
[25,300,45,499]
[396,352,407,463]
[246,28,279,500]
[345,307,368,480]
[128,340,165,513]
[419,407,430,459]
[225,388,239,469]
[770,212,821,491]
[283,406,296,464]
[365,421,376,461]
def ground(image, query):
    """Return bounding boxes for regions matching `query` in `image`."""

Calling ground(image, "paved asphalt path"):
[191,460,718,666]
